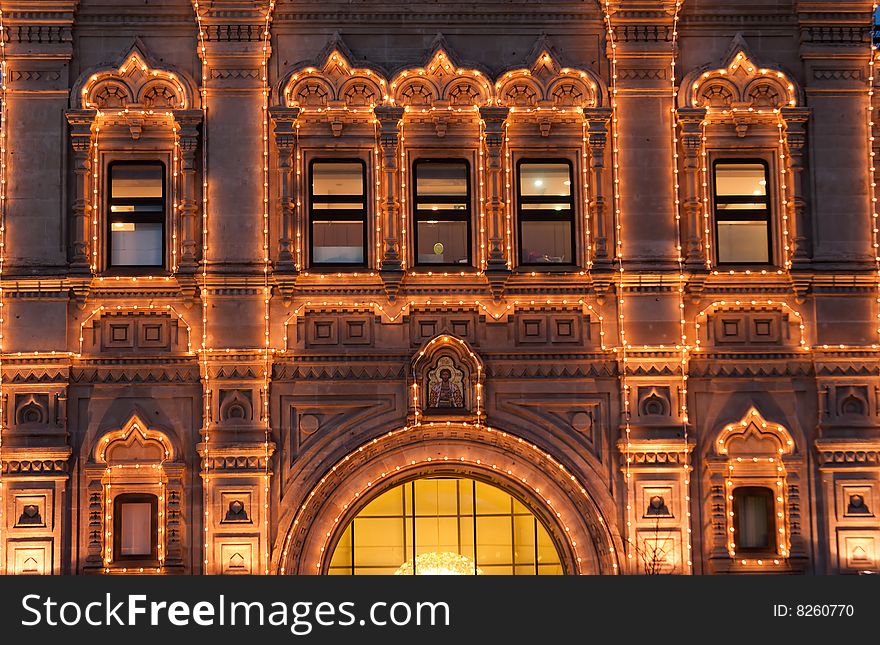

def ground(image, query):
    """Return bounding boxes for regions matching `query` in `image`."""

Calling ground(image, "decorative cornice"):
[2,447,73,475]
[815,440,880,466]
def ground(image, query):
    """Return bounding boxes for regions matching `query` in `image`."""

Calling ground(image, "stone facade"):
[0,0,878,575]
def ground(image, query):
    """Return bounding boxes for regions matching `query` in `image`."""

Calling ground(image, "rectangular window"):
[309,160,367,267]
[108,162,165,268]
[713,160,771,265]
[517,161,575,266]
[113,493,158,561]
[732,486,776,552]
[413,160,471,267]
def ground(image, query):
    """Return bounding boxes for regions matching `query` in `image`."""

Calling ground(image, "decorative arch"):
[495,48,603,110]
[680,37,801,110]
[94,414,175,464]
[281,44,387,110]
[715,407,795,457]
[389,47,492,109]
[273,422,623,575]
[72,40,196,111]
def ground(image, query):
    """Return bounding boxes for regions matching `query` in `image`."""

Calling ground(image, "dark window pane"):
[520,220,572,264]
[110,222,163,266]
[120,502,153,556]
[312,220,364,264]
[715,163,767,197]
[111,164,163,199]
[416,162,468,197]
[312,162,364,197]
[716,221,769,264]
[733,487,774,551]
[416,220,469,265]
[519,163,571,197]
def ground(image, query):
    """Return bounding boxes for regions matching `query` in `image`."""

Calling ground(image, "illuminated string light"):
[699,115,712,268]
[720,409,792,562]
[0,5,6,573]
[77,304,194,355]
[259,0,276,575]
[694,299,808,351]
[503,121,514,269]
[669,0,693,573]
[581,115,592,269]
[191,0,212,574]
[281,298,606,350]
[478,120,487,270]
[172,126,180,272]
[776,113,792,271]
[868,5,880,342]
[601,0,634,568]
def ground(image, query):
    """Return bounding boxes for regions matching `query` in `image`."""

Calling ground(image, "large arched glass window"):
[328,476,563,575]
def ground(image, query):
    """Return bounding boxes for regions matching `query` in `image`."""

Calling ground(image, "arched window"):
[732,486,775,552]
[328,476,563,575]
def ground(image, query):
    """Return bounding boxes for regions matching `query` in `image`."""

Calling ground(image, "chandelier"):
[394,552,483,576]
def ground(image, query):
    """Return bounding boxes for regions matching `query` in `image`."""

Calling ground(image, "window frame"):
[731,485,776,554]
[308,158,369,269]
[515,158,576,268]
[711,158,772,267]
[112,492,159,563]
[106,160,167,272]
[412,158,473,268]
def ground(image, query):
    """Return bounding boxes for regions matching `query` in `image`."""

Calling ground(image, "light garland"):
[77,304,194,355]
[399,119,407,271]
[374,125,382,269]
[868,4,880,343]
[776,113,792,271]
[0,4,6,574]
[101,462,167,573]
[172,126,180,273]
[281,298,606,349]
[191,0,212,574]
[259,0,276,575]
[693,299,808,351]
[699,116,712,268]
[668,0,693,573]
[295,122,302,271]
[601,0,634,568]
[91,120,101,272]
[721,409,792,561]
[581,115,592,269]
[478,120,487,270]
[503,121,514,269]
[277,421,621,575]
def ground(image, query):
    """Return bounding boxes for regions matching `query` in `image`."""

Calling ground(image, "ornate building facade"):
[0,0,877,576]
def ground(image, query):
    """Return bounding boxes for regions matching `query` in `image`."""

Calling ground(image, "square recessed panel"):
[8,541,52,575]
[306,318,338,346]
[837,532,880,571]
[839,483,876,520]
[14,495,48,529]
[518,317,547,344]
[342,317,372,345]
[219,539,258,575]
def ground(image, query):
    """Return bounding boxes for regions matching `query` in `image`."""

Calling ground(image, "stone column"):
[173,110,203,274]
[198,13,268,348]
[375,106,405,298]
[269,106,301,273]
[479,106,510,299]
[781,107,812,267]
[65,110,96,273]
[676,108,707,270]
[611,14,678,269]
[584,108,613,270]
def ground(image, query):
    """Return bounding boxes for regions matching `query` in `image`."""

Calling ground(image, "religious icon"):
[426,356,466,410]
